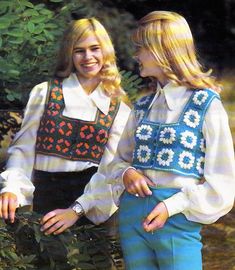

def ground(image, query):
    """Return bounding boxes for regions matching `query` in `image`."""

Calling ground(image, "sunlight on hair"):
[55,18,123,96]
[132,11,221,92]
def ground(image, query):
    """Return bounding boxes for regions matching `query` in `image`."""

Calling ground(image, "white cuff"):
[163,191,189,217]
[76,194,93,214]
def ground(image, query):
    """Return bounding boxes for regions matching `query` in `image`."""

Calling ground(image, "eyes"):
[73,45,101,54]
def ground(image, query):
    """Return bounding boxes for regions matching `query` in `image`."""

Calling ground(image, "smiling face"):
[72,34,104,82]
[134,46,168,86]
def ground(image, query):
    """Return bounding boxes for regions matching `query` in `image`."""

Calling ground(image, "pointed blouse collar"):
[65,73,111,115]
[149,81,187,111]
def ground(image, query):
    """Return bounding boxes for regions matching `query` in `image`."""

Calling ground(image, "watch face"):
[72,203,84,216]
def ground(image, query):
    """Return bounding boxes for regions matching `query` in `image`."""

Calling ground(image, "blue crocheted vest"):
[35,78,120,163]
[132,89,220,179]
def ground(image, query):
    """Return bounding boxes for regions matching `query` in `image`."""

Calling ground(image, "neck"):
[158,77,169,88]
[76,75,101,95]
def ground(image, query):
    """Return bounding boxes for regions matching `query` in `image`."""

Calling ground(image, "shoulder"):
[206,95,228,119]
[119,100,131,113]
[192,88,220,104]
[115,101,131,123]
[30,81,48,98]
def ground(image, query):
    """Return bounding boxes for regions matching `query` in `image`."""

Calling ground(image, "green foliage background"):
[0,0,140,109]
[0,1,235,269]
[0,211,124,270]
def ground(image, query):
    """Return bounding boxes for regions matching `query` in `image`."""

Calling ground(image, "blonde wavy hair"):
[132,11,221,92]
[55,18,123,96]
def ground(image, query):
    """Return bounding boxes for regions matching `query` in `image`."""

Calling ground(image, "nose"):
[84,50,92,59]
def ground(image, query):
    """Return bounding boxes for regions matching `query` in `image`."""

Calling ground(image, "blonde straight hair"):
[55,18,123,96]
[132,11,221,92]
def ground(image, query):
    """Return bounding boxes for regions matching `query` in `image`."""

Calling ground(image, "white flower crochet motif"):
[159,127,176,144]
[137,145,151,163]
[178,151,195,169]
[180,130,197,149]
[136,95,151,106]
[196,156,205,175]
[136,124,153,141]
[157,148,174,166]
[183,109,200,128]
[193,91,208,106]
[200,138,206,152]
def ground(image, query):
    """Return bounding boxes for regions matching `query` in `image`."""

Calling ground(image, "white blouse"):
[0,73,131,224]
[109,82,235,224]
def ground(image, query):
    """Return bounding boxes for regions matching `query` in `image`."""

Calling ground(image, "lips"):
[81,62,97,67]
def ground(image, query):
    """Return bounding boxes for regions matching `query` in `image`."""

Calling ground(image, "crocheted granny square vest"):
[132,89,220,179]
[35,78,120,163]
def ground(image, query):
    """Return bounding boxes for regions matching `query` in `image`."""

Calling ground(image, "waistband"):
[33,166,98,182]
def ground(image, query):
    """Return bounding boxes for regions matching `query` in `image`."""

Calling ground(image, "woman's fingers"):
[44,220,65,235]
[40,208,79,235]
[124,168,154,197]
[143,202,169,232]
[0,193,17,222]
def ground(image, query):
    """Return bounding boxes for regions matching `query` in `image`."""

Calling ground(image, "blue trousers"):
[118,188,202,270]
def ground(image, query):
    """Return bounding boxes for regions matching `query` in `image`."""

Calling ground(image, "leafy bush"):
[0,211,124,270]
[0,0,61,108]
[0,0,137,108]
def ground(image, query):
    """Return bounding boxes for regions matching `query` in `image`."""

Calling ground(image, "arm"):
[147,98,235,229]
[40,101,132,234]
[78,101,132,220]
[0,82,48,221]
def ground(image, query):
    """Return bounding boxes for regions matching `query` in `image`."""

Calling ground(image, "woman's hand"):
[143,202,169,232]
[0,192,18,223]
[123,168,156,197]
[40,208,79,235]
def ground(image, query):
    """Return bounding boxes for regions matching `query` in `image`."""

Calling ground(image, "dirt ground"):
[202,205,235,270]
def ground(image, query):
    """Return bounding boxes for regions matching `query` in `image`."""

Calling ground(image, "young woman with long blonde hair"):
[0,17,130,234]
[109,11,235,270]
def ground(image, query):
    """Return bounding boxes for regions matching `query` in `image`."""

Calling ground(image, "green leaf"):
[44,23,57,29]
[8,37,24,44]
[33,23,45,34]
[0,1,11,8]
[39,8,53,16]
[43,29,54,41]
[0,18,11,29]
[33,224,42,243]
[34,3,46,10]
[8,251,19,260]
[7,29,24,37]
[8,69,20,76]
[30,15,48,24]
[0,1,12,14]
[0,37,2,48]
[27,21,35,33]
[23,9,39,17]
[37,46,42,54]
[20,0,34,8]
[34,34,46,42]
[49,0,64,2]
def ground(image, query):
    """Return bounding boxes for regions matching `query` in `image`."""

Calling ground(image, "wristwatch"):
[70,202,85,217]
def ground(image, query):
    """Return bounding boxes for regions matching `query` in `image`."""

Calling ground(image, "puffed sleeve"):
[0,82,48,206]
[107,109,138,206]
[163,98,235,224]
[76,101,131,224]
